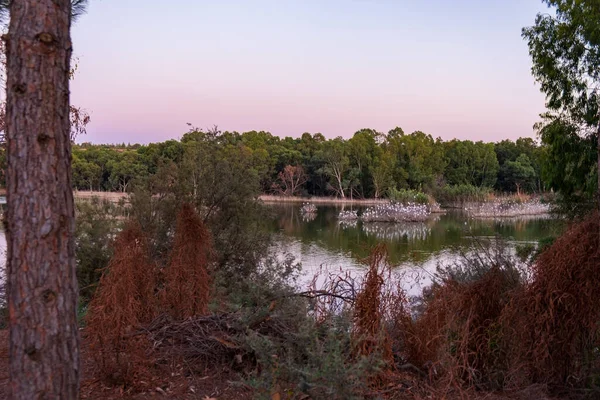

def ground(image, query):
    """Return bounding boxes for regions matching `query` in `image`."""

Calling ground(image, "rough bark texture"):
[5,0,79,399]
[597,119,600,214]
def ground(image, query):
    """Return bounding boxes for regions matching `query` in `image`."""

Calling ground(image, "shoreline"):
[14,191,549,218]
[74,190,129,202]
[259,195,551,218]
[258,195,391,206]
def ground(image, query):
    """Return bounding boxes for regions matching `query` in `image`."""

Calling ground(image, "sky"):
[70,0,551,144]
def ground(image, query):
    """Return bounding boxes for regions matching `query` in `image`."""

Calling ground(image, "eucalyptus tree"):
[503,154,538,195]
[387,129,446,190]
[348,129,380,197]
[523,0,600,208]
[316,137,350,198]
[4,0,87,398]
[443,140,499,188]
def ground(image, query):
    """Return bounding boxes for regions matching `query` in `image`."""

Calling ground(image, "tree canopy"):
[59,128,552,200]
[523,0,600,208]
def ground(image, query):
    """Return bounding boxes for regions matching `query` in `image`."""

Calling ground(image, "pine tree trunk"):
[597,119,600,213]
[5,1,80,399]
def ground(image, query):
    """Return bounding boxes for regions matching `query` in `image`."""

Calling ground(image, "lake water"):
[0,202,557,295]
[266,204,557,293]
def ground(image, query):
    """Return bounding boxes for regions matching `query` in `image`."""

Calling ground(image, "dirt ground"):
[0,330,251,400]
[0,330,564,400]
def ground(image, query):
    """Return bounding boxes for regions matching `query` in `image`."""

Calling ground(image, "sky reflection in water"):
[268,204,557,295]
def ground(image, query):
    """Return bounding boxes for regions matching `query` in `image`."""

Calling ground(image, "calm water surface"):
[266,204,557,292]
[0,202,558,293]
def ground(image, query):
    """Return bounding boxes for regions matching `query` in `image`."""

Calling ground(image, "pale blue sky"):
[70,0,550,144]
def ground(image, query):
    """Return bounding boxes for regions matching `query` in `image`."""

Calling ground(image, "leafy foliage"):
[523,0,600,128]
[387,188,430,205]
[75,198,124,303]
[433,183,492,205]
[502,154,537,194]
[443,139,499,188]
[67,128,556,204]
[539,118,597,215]
[523,0,600,209]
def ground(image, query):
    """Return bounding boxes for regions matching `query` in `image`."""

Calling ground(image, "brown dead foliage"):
[164,204,214,319]
[145,307,289,375]
[391,213,600,397]
[352,244,421,394]
[84,205,217,392]
[146,313,244,369]
[85,222,158,389]
[502,213,600,389]
[81,206,600,398]
[353,244,394,364]
[397,264,519,391]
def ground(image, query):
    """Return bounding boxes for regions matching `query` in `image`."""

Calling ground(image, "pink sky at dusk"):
[70,0,549,144]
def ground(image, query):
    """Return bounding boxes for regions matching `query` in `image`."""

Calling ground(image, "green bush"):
[75,197,125,304]
[515,235,558,264]
[515,243,536,263]
[244,311,382,400]
[433,184,492,205]
[387,187,429,205]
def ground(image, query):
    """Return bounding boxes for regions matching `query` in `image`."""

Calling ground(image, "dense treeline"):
[70,127,547,199]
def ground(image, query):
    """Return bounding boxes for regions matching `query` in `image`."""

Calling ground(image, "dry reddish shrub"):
[163,203,214,319]
[85,222,158,389]
[387,215,600,396]
[353,245,393,362]
[503,213,600,389]
[399,265,519,390]
[352,244,409,394]
[448,267,517,388]
[398,282,452,372]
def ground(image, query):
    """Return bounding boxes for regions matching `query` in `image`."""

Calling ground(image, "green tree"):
[72,153,102,191]
[503,154,537,195]
[495,138,544,192]
[107,151,148,192]
[78,146,120,190]
[444,140,499,188]
[348,128,380,197]
[133,127,270,278]
[316,137,350,198]
[297,133,327,196]
[540,119,597,206]
[371,149,395,198]
[136,139,184,175]
[523,0,600,206]
[386,129,446,190]
[75,198,122,304]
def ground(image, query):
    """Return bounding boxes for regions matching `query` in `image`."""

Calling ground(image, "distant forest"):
[68,127,548,199]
